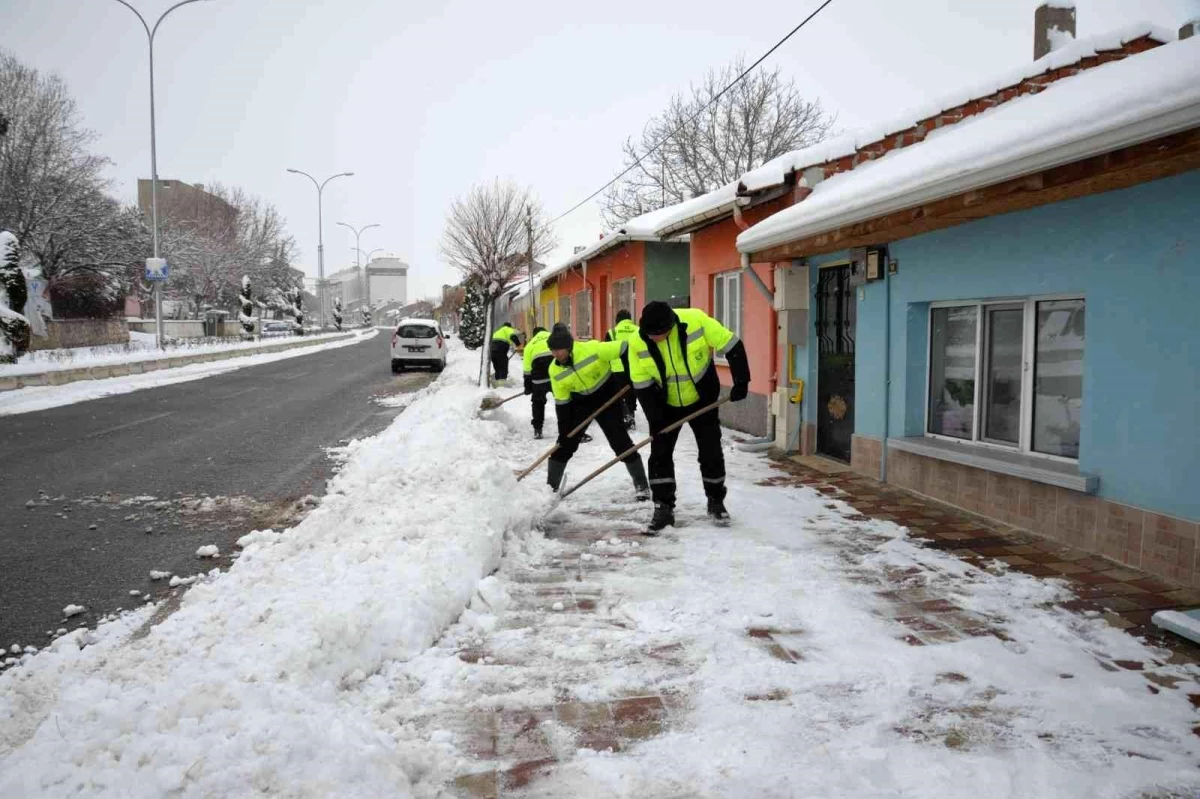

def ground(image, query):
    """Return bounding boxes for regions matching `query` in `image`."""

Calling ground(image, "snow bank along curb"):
[0,332,357,392]
[0,342,553,797]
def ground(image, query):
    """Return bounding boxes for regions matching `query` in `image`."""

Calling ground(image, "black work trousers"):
[551,397,636,467]
[648,403,725,508]
[613,372,638,424]
[530,386,548,431]
[489,341,510,380]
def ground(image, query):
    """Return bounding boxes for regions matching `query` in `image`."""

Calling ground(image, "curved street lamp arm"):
[319,171,353,192]
[111,0,151,39]
[151,0,211,41]
[286,168,320,192]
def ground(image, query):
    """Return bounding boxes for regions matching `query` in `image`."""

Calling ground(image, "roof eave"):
[739,102,1200,257]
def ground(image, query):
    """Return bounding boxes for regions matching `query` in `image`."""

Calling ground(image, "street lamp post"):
[336,222,379,311]
[351,247,384,311]
[286,169,353,328]
[112,0,212,350]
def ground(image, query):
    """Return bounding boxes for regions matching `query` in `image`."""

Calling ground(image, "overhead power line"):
[547,0,837,227]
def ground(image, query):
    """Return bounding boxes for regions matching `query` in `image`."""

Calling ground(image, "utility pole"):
[525,205,535,337]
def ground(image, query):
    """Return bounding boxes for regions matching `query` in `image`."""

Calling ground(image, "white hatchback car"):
[391,318,447,373]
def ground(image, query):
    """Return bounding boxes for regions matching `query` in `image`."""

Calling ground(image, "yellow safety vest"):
[627,308,737,408]
[492,325,518,345]
[549,339,627,405]
[606,319,640,374]
[523,330,552,384]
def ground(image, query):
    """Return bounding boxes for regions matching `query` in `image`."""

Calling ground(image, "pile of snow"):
[195,545,219,558]
[0,329,378,417]
[60,605,85,618]
[0,341,552,796]
[0,329,355,377]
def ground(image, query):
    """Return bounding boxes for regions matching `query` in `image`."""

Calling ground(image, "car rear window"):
[398,324,438,339]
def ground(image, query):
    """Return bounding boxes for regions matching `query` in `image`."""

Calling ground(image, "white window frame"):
[924,294,1084,463]
[712,270,742,364]
[611,277,636,331]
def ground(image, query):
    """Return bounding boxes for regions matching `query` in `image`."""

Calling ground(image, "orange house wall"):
[553,241,646,338]
[689,197,790,397]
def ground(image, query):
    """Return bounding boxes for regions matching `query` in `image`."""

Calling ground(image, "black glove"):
[523,375,533,395]
[729,382,749,402]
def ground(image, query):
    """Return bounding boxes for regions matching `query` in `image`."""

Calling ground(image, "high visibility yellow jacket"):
[491,325,520,349]
[549,339,627,406]
[628,308,739,409]
[522,329,553,386]
[604,319,640,374]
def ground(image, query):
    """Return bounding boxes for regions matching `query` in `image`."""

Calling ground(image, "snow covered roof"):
[738,30,1199,255]
[650,23,1176,241]
[540,203,688,283]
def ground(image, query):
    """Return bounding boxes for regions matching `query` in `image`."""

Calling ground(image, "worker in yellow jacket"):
[603,309,640,430]
[522,326,552,439]
[490,323,522,385]
[546,323,649,498]
[628,301,750,533]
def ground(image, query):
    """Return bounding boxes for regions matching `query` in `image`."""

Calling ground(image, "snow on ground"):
[0,329,378,417]
[361,393,1200,797]
[0,340,554,797]
[3,341,1197,797]
[1,329,357,376]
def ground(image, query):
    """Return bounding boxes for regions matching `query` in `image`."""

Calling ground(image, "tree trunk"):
[478,301,493,388]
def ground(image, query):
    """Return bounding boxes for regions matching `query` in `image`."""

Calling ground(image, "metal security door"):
[816,265,856,461]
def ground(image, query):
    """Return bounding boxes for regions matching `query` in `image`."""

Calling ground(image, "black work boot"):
[646,502,675,535]
[706,497,730,522]
[625,458,650,501]
[533,426,543,440]
[579,433,593,444]
[547,459,567,492]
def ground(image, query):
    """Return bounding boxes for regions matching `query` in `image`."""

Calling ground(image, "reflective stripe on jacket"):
[549,339,627,405]
[522,330,553,384]
[627,308,738,408]
[605,319,639,374]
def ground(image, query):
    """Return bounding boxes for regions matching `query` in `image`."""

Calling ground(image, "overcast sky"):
[4,0,1198,300]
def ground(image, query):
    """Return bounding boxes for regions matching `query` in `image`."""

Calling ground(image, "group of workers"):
[491,301,750,534]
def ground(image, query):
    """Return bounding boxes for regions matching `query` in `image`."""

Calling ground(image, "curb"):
[0,333,357,393]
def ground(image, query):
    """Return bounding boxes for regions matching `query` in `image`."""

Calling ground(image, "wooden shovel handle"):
[560,398,729,499]
[514,384,631,482]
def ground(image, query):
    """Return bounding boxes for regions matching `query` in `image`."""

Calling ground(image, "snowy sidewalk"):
[397,399,1200,798]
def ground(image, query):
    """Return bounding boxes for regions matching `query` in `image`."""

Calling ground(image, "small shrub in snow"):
[0,231,31,364]
[333,297,343,331]
[239,275,255,340]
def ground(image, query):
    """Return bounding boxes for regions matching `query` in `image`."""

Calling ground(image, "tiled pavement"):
[445,456,1200,797]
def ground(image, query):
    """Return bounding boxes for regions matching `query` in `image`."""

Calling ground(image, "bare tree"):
[440,180,557,384]
[601,58,836,227]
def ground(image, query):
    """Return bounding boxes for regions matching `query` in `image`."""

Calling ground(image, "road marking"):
[279,371,310,381]
[84,411,175,439]
[218,387,257,400]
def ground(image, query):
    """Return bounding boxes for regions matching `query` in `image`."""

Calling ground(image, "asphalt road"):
[0,331,434,651]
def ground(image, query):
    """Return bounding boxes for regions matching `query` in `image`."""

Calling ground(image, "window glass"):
[983,307,1023,444]
[1033,299,1085,457]
[613,278,635,328]
[398,324,437,339]
[559,296,571,330]
[928,306,977,439]
[730,272,742,337]
[574,291,591,338]
[714,275,725,327]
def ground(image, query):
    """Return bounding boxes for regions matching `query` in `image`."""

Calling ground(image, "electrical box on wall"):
[774,263,809,311]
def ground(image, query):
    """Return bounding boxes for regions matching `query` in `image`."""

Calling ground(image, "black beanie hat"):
[639,301,676,335]
[547,323,574,350]
[615,309,631,323]
[532,326,547,335]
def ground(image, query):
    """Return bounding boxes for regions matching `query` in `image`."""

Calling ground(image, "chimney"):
[1034,2,1077,60]
[1181,20,1198,40]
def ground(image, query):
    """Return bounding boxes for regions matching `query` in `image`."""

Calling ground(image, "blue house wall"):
[841,169,1200,521]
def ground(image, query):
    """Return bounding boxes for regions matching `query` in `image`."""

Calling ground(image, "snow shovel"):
[560,398,729,500]
[479,391,525,411]
[514,385,631,482]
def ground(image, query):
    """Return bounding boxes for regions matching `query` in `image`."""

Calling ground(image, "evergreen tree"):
[459,278,486,350]
[239,275,254,339]
[332,297,343,331]
[360,306,371,327]
[0,231,31,364]
[289,287,304,335]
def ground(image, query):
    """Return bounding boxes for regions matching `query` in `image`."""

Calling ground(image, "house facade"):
[736,22,1200,585]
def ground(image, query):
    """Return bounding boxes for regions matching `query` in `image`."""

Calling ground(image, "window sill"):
[887,436,1098,494]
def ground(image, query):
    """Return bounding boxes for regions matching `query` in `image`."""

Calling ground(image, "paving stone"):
[501,758,557,791]
[612,696,666,725]
[453,771,499,799]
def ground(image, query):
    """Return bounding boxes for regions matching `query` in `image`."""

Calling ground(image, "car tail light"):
[436,335,444,349]
[391,332,398,347]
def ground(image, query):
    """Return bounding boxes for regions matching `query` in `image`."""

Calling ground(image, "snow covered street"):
[2,343,1198,798]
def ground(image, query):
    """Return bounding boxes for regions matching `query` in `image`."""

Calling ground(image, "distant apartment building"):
[137,180,237,234]
[326,255,408,310]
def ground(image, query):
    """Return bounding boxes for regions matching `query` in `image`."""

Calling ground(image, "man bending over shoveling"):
[545,323,650,499]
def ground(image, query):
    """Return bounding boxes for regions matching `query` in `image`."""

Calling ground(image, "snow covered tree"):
[332,297,343,331]
[600,57,835,227]
[239,275,254,339]
[458,278,486,350]
[0,230,30,363]
[289,287,304,335]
